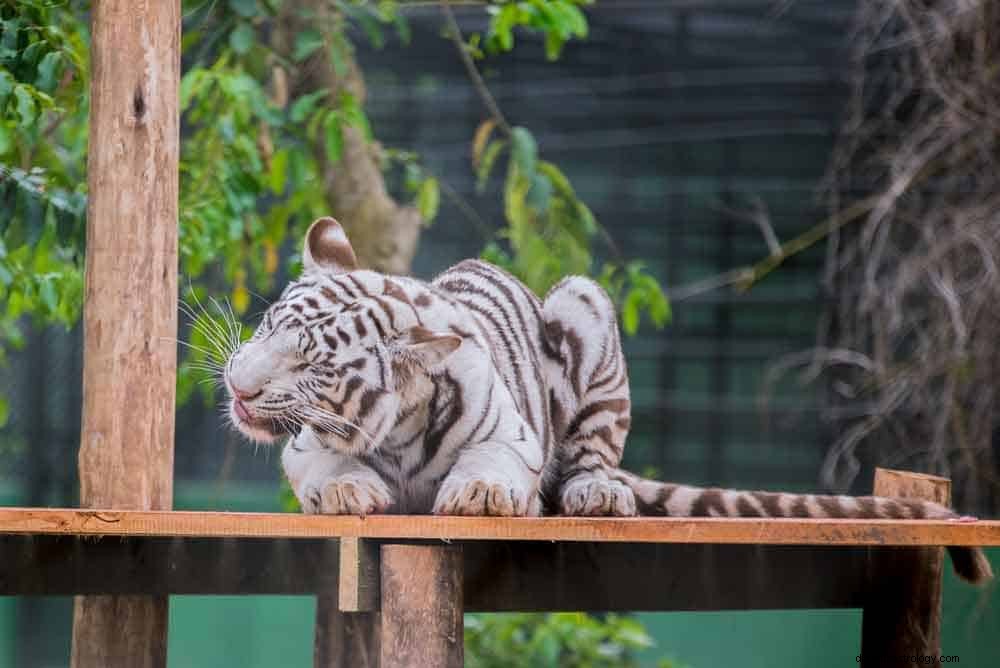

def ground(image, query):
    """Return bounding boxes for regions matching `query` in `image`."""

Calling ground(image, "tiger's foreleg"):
[281,428,394,515]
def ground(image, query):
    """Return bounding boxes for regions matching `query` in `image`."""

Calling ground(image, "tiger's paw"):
[300,473,394,516]
[433,475,531,517]
[559,476,637,517]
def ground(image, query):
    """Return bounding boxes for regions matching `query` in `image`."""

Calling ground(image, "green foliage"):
[475,121,669,328]
[466,612,689,668]
[483,0,592,60]
[1,0,668,410]
[0,2,88,363]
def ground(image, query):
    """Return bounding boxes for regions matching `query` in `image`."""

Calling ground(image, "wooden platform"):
[2,470,996,667]
[2,507,999,544]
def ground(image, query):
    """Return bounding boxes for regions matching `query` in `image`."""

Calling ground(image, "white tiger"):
[224,218,992,583]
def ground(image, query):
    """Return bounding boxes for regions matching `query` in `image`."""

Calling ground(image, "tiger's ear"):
[302,217,359,274]
[390,326,462,384]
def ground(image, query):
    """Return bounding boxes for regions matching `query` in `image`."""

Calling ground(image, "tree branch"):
[440,0,512,134]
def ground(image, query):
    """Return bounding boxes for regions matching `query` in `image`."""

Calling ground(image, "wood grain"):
[860,469,948,668]
[1,508,997,545]
[314,538,380,668]
[380,545,463,668]
[74,2,180,667]
[339,537,380,612]
[314,605,379,668]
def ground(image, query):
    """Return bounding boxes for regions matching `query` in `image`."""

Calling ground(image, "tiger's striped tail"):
[613,470,994,584]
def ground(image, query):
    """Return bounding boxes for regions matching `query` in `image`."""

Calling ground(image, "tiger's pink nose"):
[231,385,262,402]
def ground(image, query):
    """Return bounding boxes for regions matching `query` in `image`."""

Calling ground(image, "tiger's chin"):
[229,400,291,444]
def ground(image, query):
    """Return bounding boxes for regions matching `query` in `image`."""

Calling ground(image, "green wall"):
[636,549,1000,667]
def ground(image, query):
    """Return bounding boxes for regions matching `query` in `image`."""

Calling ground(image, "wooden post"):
[314,604,380,668]
[380,544,463,668]
[314,538,381,667]
[72,2,180,667]
[860,468,949,668]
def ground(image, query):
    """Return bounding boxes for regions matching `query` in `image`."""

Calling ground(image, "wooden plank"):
[1,508,998,545]
[339,537,380,612]
[860,469,948,668]
[0,536,339,595]
[380,545,463,668]
[0,536,872,611]
[74,1,181,667]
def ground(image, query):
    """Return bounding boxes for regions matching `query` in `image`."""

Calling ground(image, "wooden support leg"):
[380,544,463,668]
[860,467,950,668]
[314,599,380,668]
[314,539,381,668]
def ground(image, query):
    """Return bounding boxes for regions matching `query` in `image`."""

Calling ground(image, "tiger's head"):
[224,217,461,453]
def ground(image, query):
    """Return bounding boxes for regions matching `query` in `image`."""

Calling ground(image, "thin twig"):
[440,0,513,134]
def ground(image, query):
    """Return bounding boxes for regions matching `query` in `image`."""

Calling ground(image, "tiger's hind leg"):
[543,276,636,516]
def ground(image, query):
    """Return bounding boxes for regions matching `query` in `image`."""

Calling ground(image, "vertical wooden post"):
[72,2,180,667]
[860,467,949,668]
[315,538,381,668]
[314,603,380,668]
[380,544,463,668]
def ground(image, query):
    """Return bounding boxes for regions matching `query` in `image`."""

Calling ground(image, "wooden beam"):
[380,544,463,668]
[74,2,180,667]
[860,468,949,668]
[1,508,998,545]
[0,536,873,611]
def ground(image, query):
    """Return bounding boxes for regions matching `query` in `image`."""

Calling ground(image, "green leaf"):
[476,139,506,192]
[35,51,61,92]
[622,289,641,335]
[229,23,255,55]
[510,126,538,178]
[339,92,372,140]
[526,172,552,212]
[323,112,344,163]
[293,29,324,62]
[0,397,7,428]
[329,32,352,77]
[227,0,259,18]
[13,86,36,126]
[488,4,519,52]
[0,124,11,155]
[269,148,289,195]
[289,88,328,123]
[0,71,13,107]
[416,177,440,224]
[39,278,58,313]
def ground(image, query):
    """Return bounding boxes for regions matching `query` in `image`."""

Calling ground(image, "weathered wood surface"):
[313,538,381,667]
[860,470,948,668]
[380,545,463,668]
[75,1,181,667]
[0,536,876,611]
[1,508,997,545]
[339,537,380,612]
[314,605,380,668]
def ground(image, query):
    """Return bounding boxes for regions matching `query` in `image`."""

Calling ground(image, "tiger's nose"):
[231,384,263,402]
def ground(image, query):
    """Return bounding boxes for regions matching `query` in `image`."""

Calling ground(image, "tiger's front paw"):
[433,474,532,516]
[300,473,393,516]
[559,476,637,517]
